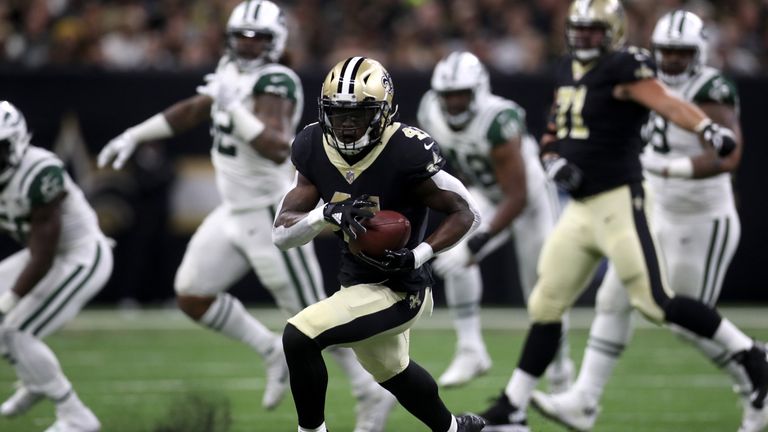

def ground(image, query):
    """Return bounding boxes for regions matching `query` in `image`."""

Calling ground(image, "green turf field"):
[1,307,766,432]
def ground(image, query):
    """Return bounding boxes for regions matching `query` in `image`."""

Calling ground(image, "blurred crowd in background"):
[1,0,766,75]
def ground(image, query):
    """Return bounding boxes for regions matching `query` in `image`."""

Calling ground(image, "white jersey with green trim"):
[417,91,548,204]
[643,66,738,217]
[209,57,304,211]
[0,146,101,250]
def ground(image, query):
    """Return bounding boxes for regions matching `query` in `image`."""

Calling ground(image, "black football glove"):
[697,120,736,157]
[467,231,492,257]
[357,248,415,273]
[543,155,583,193]
[323,195,376,240]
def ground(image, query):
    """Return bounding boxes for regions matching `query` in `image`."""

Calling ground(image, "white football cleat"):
[438,347,492,387]
[545,357,575,394]
[353,385,397,432]
[43,419,101,432]
[45,393,101,432]
[262,340,289,410]
[530,389,599,432]
[0,384,42,417]
[739,404,768,432]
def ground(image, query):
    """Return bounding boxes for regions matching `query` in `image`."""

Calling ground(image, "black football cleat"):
[736,343,768,409]
[456,413,486,431]
[478,391,529,432]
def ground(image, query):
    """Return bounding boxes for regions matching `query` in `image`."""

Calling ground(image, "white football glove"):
[639,151,667,176]
[197,66,243,111]
[431,244,472,277]
[98,130,139,170]
[641,150,693,178]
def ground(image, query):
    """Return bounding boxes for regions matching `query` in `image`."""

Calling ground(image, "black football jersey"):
[549,47,657,198]
[291,122,446,292]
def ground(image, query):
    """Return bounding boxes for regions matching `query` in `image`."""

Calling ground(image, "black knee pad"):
[282,323,317,357]
[663,296,721,338]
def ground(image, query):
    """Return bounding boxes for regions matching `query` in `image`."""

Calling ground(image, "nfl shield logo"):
[345,170,355,184]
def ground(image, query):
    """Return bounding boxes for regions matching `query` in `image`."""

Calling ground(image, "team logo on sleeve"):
[426,150,443,174]
[40,172,64,202]
[634,64,655,79]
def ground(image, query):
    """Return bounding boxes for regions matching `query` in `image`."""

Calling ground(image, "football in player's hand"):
[349,210,411,257]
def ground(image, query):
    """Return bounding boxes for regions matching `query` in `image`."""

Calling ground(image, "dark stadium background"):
[0,0,766,307]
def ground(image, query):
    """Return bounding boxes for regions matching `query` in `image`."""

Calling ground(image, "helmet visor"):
[654,45,697,77]
[322,101,381,144]
[227,30,273,60]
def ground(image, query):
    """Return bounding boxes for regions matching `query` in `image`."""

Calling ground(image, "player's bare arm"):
[615,78,709,131]
[274,173,321,228]
[413,172,479,254]
[11,193,65,297]
[616,78,737,156]
[487,138,527,236]
[272,173,328,251]
[249,92,294,164]
[163,94,214,132]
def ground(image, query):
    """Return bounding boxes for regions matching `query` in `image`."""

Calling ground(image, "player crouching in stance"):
[0,101,112,432]
[273,57,486,432]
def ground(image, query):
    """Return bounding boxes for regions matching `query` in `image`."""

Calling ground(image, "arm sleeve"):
[693,74,738,107]
[252,72,299,102]
[614,48,657,84]
[27,165,66,207]
[398,126,446,183]
[486,108,526,147]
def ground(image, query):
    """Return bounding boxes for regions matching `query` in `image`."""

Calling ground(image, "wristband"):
[664,157,694,178]
[127,113,173,141]
[694,118,712,134]
[306,206,329,229]
[229,101,265,142]
[0,290,20,314]
[412,242,434,269]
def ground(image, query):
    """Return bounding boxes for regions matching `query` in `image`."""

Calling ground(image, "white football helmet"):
[651,10,708,86]
[319,57,396,156]
[0,101,31,183]
[226,0,288,71]
[430,51,490,128]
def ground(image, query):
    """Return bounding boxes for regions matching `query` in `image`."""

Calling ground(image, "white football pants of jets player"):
[544,204,742,420]
[0,236,112,430]
[174,204,395,428]
[432,168,573,391]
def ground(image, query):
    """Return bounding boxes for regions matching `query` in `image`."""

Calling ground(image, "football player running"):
[98,2,396,429]
[273,56,486,432]
[417,51,572,391]
[530,10,766,432]
[0,101,113,432]
[476,1,768,431]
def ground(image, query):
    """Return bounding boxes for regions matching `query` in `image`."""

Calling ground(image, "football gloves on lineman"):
[543,154,583,193]
[467,231,492,256]
[697,120,737,157]
[98,130,140,170]
[323,195,376,240]
[196,65,244,111]
[357,248,415,273]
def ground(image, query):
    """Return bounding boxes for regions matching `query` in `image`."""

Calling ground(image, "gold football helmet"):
[319,57,396,156]
[566,0,626,62]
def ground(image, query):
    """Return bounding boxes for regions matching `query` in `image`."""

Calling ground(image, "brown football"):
[349,210,411,257]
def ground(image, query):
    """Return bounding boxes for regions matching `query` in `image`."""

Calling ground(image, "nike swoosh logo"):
[424,142,435,150]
